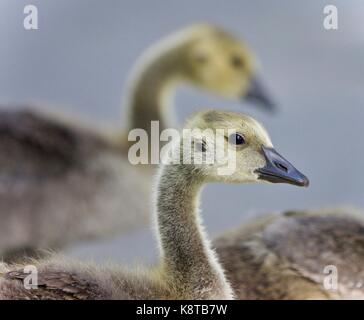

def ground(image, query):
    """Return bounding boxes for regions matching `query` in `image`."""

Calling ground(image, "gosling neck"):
[125,48,183,138]
[155,164,233,299]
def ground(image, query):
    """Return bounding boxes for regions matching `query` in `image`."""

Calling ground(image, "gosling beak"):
[255,146,309,187]
[243,76,276,112]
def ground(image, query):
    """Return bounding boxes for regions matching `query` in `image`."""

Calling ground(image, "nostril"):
[274,161,288,172]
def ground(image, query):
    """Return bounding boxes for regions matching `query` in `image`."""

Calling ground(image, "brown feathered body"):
[0,257,179,300]
[215,207,364,299]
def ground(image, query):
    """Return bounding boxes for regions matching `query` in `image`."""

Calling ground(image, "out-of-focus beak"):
[255,146,309,187]
[243,76,276,112]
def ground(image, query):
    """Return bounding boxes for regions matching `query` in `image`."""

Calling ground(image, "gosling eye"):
[228,133,246,145]
[231,55,244,69]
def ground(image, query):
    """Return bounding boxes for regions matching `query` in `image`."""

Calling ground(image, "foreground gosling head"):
[169,110,308,186]
[181,24,275,111]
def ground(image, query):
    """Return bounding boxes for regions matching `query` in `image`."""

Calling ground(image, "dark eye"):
[228,133,245,145]
[231,55,244,68]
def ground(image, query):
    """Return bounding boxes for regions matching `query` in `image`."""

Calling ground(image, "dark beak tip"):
[300,177,310,188]
[243,94,277,113]
[296,172,310,187]
[267,102,278,113]
[243,76,277,113]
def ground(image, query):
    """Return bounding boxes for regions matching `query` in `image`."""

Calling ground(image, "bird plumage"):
[215,207,364,299]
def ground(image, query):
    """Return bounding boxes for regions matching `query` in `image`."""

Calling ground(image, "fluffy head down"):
[181,24,256,98]
[132,24,258,100]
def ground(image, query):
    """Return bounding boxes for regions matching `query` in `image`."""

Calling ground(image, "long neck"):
[155,164,233,299]
[125,48,182,137]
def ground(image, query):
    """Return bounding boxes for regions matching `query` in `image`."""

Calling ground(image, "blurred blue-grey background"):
[0,0,363,264]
